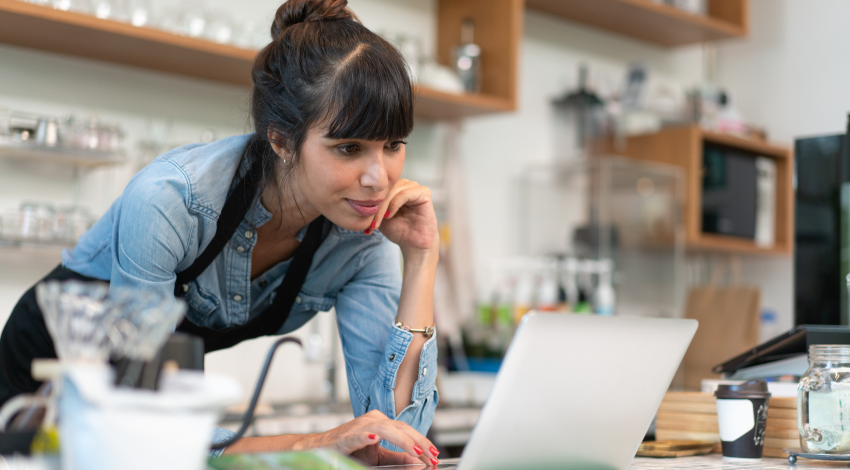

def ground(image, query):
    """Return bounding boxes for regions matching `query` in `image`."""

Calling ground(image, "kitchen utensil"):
[19,202,55,241]
[35,280,115,363]
[60,365,240,470]
[54,206,93,243]
[107,287,187,387]
[35,118,58,147]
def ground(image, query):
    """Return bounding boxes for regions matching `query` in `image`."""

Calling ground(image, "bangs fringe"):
[321,43,414,141]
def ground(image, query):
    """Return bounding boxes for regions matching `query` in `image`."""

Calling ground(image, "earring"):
[283,159,286,163]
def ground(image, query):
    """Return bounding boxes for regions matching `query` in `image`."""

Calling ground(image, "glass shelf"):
[0,136,125,167]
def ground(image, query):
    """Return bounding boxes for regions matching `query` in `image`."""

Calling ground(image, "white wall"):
[711,0,850,333]
[0,0,823,404]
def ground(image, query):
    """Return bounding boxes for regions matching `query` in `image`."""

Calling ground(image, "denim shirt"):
[61,134,438,454]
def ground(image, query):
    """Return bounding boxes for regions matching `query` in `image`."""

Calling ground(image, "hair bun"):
[272,0,352,38]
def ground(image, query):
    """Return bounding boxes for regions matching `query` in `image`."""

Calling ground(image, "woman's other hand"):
[367,179,439,255]
[311,410,440,467]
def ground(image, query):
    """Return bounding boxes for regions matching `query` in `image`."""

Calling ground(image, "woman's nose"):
[360,151,388,191]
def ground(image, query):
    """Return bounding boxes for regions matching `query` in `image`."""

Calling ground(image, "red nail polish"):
[413,445,423,455]
[430,446,439,456]
[385,210,390,218]
[368,434,377,440]
[370,220,376,229]
[363,229,369,234]
[430,458,439,466]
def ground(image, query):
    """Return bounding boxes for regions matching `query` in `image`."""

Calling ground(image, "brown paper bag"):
[679,262,761,390]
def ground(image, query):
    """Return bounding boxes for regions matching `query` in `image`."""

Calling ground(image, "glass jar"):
[798,344,850,453]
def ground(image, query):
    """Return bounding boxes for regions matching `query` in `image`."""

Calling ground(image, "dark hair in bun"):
[245,0,413,221]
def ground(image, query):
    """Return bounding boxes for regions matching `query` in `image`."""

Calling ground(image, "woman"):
[0,0,441,466]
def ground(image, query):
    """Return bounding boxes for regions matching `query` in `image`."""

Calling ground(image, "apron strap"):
[173,152,330,353]
[176,216,327,353]
[174,158,262,296]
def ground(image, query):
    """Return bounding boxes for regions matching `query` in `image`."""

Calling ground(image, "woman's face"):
[289,126,406,231]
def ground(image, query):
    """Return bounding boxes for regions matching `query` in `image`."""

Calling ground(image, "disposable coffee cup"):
[714,380,771,459]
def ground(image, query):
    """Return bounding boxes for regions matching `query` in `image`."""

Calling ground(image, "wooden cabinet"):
[606,125,793,255]
[0,0,522,121]
[435,0,522,119]
[526,0,748,47]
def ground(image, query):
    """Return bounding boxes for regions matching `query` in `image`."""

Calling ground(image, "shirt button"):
[236,246,245,253]
[233,294,243,302]
[259,280,268,287]
[295,296,302,304]
[244,231,254,239]
[389,354,396,362]
[182,284,189,293]
[423,367,427,376]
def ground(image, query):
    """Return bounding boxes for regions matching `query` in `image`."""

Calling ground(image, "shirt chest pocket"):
[183,282,224,328]
[279,290,336,334]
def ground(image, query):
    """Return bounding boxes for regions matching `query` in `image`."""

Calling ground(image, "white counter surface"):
[375,454,842,470]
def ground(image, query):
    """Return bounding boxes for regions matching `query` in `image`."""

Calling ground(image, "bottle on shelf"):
[452,18,482,94]
[594,259,616,315]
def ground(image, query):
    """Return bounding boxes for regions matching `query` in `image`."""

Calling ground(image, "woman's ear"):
[267,129,290,161]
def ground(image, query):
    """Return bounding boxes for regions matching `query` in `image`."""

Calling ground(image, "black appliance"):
[702,143,759,239]
[794,117,850,325]
[713,325,850,375]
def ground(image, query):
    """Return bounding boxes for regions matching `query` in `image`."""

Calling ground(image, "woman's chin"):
[325,214,371,233]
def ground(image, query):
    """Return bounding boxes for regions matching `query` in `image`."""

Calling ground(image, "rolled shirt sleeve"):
[108,160,199,297]
[209,428,238,458]
[334,235,439,450]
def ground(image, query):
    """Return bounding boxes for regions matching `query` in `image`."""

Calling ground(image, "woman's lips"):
[346,199,382,217]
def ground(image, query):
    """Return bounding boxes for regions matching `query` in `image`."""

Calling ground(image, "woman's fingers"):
[334,432,382,455]
[373,447,422,466]
[370,180,430,233]
[371,421,440,467]
[368,179,413,233]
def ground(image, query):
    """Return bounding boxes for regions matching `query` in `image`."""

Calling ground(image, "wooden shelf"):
[0,0,521,120]
[603,125,793,255]
[415,87,514,120]
[0,0,256,86]
[526,0,748,47]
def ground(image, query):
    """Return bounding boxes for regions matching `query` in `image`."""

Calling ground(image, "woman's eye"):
[337,144,359,155]
[387,141,407,152]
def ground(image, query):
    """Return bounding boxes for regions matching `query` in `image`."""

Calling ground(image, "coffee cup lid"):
[714,380,771,399]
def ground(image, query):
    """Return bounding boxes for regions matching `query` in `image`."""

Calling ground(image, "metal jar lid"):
[714,380,772,400]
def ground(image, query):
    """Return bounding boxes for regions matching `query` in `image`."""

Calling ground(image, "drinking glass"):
[176,2,206,38]
[203,11,233,44]
[126,0,151,27]
[52,0,91,13]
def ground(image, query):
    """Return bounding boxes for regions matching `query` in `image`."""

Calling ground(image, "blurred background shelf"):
[526,0,748,47]
[607,125,793,255]
[415,87,514,120]
[0,0,521,120]
[0,0,255,86]
[0,237,74,250]
[0,137,125,167]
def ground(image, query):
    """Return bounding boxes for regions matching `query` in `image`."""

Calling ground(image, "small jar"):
[798,344,850,453]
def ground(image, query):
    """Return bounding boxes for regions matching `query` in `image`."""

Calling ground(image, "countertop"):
[373,454,850,469]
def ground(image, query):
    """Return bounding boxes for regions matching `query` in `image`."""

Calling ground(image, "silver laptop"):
[376,313,697,470]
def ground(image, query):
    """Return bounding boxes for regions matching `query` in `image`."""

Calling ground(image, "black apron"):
[0,157,328,405]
